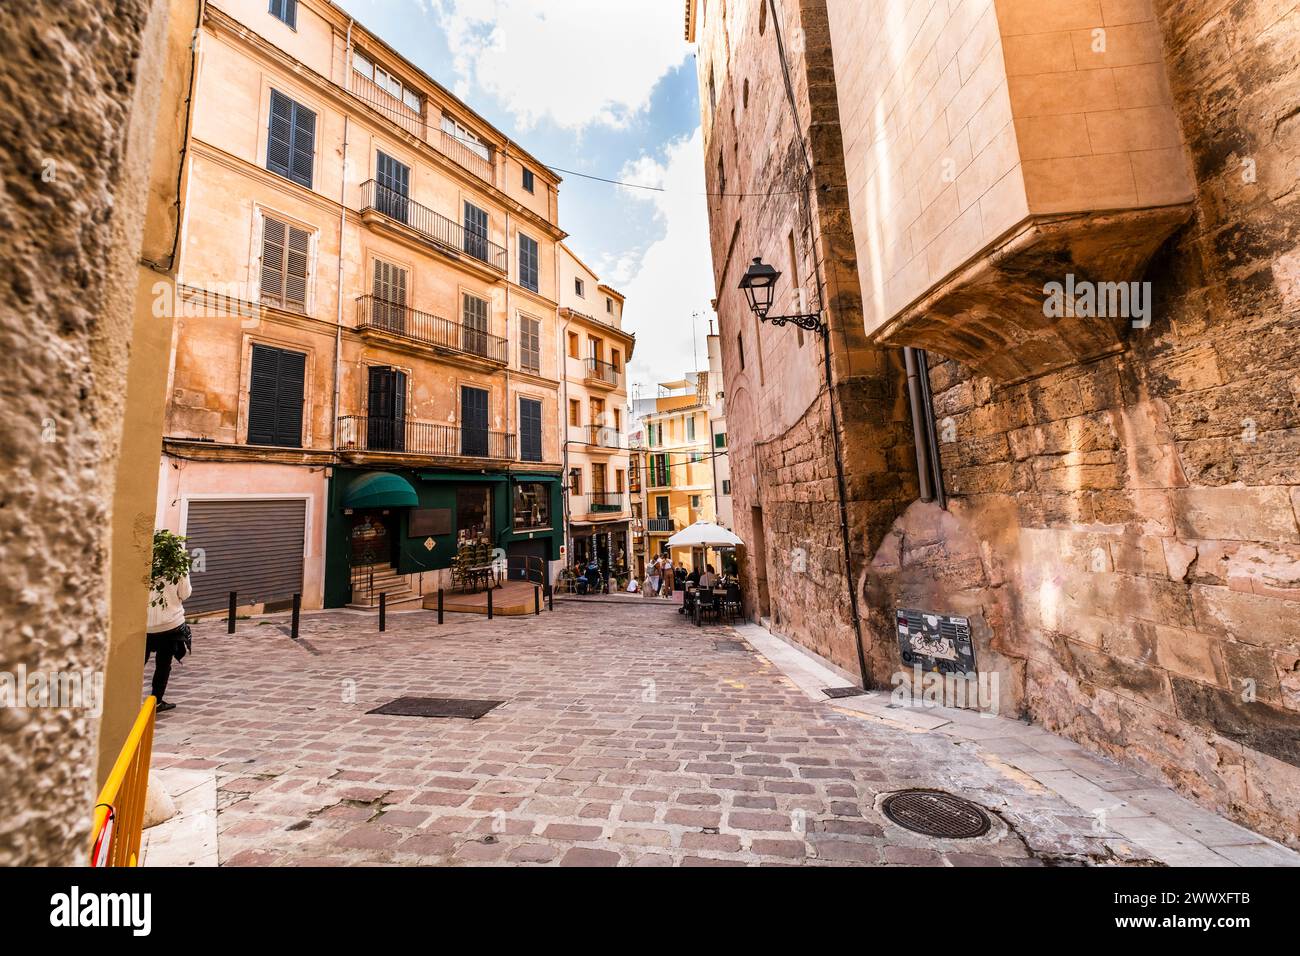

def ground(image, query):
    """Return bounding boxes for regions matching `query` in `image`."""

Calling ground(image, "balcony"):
[647,518,675,534]
[347,75,495,186]
[360,181,508,275]
[337,416,515,461]
[588,492,625,514]
[355,295,507,366]
[584,357,620,389]
[581,424,623,452]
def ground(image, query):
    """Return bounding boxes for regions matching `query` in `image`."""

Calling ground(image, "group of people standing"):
[641,555,719,600]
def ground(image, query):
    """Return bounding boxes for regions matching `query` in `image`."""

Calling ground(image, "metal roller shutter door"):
[185,499,307,613]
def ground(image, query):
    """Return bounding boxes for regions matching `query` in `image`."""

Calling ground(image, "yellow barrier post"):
[90,696,157,866]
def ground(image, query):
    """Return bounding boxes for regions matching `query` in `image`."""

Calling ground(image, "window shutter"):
[261,217,285,303]
[284,225,310,307]
[520,398,542,462]
[274,349,306,446]
[520,317,540,373]
[267,91,294,180]
[248,344,305,447]
[289,102,315,188]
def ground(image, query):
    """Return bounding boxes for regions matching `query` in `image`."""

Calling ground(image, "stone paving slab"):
[143,602,1298,867]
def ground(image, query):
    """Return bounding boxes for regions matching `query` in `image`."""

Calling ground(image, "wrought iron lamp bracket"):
[760,312,826,334]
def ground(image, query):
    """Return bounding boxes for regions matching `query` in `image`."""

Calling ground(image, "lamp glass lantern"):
[738,257,781,320]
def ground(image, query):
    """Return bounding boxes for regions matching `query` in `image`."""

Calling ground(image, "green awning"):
[343,471,419,509]
[511,473,561,482]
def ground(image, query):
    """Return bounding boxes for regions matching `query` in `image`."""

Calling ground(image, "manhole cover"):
[880,790,991,839]
[367,696,504,720]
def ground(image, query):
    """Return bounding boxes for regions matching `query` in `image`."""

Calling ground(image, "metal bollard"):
[379,592,387,632]
[227,591,236,634]
[291,593,301,640]
[487,587,493,620]
[534,585,540,615]
[437,588,444,625]
[546,581,553,611]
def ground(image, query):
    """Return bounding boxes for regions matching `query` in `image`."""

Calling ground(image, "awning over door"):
[343,471,419,509]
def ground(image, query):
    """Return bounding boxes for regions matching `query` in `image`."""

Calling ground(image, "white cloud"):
[615,127,716,395]
[433,0,689,130]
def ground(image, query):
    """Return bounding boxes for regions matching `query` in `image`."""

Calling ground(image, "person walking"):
[146,532,193,713]
[647,556,661,598]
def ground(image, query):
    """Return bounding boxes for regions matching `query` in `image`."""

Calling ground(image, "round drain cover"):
[880,790,991,839]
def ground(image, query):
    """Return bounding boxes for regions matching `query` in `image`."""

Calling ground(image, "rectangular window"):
[519,397,543,463]
[568,399,581,427]
[269,0,297,29]
[575,278,585,297]
[518,233,539,292]
[569,467,583,496]
[714,431,727,448]
[441,114,490,162]
[614,408,621,431]
[375,151,410,222]
[687,416,696,442]
[464,201,489,262]
[616,469,625,493]
[522,168,535,193]
[514,480,550,529]
[247,344,305,447]
[461,293,489,357]
[567,331,579,358]
[722,479,732,495]
[655,496,669,518]
[690,495,701,509]
[610,348,621,371]
[260,216,311,312]
[519,316,541,374]
[266,90,315,188]
[352,52,373,80]
[460,385,489,457]
[456,485,491,542]
[606,297,613,314]
[371,258,408,331]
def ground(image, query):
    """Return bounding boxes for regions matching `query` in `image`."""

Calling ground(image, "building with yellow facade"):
[155,0,576,613]
[558,245,634,579]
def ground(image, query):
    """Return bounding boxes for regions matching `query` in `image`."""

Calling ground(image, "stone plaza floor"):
[147,599,1299,867]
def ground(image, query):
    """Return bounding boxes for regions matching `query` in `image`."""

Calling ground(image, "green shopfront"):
[324,466,563,607]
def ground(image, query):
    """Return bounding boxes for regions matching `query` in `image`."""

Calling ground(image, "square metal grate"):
[367,696,504,720]
[822,686,866,699]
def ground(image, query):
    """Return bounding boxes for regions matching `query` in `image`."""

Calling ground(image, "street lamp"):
[738,257,825,334]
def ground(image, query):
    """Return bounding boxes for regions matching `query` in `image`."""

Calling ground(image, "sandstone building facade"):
[688,0,1300,845]
[156,0,583,613]
[558,244,635,576]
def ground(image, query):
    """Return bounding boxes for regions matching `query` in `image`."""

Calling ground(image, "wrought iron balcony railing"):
[646,518,675,533]
[584,357,620,388]
[588,492,625,513]
[356,295,507,365]
[360,180,508,274]
[338,415,514,460]
[582,424,624,450]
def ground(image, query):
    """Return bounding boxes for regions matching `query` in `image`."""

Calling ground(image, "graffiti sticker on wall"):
[895,608,976,675]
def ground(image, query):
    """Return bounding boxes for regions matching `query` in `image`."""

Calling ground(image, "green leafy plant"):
[149,530,192,608]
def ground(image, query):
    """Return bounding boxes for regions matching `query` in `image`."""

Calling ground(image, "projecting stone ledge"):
[871,204,1194,384]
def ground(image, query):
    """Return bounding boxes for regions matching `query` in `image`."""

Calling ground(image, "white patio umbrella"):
[667,520,744,549]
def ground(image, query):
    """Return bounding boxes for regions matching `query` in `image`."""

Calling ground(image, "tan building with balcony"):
[156,0,570,614]
[558,244,634,578]
[636,374,720,570]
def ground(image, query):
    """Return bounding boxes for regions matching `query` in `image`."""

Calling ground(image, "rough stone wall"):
[865,0,1300,845]
[0,0,164,865]
[699,0,915,679]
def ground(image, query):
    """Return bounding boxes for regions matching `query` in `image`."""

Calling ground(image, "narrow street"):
[147,603,1296,867]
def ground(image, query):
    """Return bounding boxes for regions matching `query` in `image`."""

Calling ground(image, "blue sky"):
[338,0,716,396]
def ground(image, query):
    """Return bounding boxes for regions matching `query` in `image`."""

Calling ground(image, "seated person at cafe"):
[688,566,701,588]
[700,564,718,588]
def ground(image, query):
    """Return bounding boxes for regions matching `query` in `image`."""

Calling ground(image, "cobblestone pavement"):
[149,602,1291,866]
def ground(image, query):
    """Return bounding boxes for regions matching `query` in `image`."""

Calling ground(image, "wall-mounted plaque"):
[895,608,976,675]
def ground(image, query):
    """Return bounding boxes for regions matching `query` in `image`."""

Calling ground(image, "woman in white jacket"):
[146,573,191,712]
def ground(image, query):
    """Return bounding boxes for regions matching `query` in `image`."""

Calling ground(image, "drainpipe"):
[560,313,572,567]
[903,347,934,503]
[332,18,354,449]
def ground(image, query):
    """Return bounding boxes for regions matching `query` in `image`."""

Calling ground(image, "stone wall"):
[0,0,176,865]
[864,0,1300,845]
[698,0,916,679]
